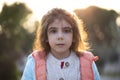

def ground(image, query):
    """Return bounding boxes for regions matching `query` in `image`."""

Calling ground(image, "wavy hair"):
[33,8,90,54]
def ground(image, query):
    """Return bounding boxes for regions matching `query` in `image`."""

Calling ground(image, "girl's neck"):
[50,50,71,60]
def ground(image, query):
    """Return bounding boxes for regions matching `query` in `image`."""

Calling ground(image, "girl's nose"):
[58,31,63,40]
[58,37,63,40]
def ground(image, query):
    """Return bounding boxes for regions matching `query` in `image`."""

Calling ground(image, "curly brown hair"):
[33,8,90,54]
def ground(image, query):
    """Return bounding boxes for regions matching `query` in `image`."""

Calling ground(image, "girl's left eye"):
[63,29,72,33]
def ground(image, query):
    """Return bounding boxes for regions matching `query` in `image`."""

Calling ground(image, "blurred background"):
[0,0,120,80]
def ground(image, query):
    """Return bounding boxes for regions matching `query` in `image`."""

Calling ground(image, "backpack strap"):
[32,50,98,80]
[32,50,46,80]
[79,51,98,80]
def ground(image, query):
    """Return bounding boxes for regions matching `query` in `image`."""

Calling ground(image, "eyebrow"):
[63,26,72,29]
[48,27,57,31]
[48,26,72,30]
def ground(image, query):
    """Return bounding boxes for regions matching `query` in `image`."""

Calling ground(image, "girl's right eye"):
[49,29,57,33]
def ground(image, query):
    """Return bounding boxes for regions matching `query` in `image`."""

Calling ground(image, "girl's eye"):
[49,29,57,33]
[63,29,72,33]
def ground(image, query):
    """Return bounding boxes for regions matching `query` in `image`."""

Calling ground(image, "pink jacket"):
[32,50,98,80]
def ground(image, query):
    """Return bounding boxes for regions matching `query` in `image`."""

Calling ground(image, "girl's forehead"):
[48,19,71,27]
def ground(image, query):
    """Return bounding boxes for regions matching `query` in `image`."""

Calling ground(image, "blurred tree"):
[0,2,34,80]
[74,6,119,69]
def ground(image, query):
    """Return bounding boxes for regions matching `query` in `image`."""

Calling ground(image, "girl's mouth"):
[56,44,65,47]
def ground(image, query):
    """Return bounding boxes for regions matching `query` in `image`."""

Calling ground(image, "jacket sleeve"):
[21,54,35,80]
[92,62,101,80]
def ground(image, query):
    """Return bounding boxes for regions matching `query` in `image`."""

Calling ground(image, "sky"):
[0,0,120,20]
[0,0,120,32]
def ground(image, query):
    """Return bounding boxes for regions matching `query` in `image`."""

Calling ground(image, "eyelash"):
[49,29,72,34]
[49,29,57,33]
[63,29,72,33]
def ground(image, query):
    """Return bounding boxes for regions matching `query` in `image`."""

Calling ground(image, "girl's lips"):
[56,44,65,47]
[56,43,64,45]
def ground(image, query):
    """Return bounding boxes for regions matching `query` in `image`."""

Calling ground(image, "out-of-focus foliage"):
[0,2,35,80]
[0,2,120,79]
[74,6,120,71]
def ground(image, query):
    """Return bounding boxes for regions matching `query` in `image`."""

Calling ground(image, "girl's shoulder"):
[77,50,93,56]
[31,50,46,60]
[25,51,39,66]
[77,51,99,61]
[26,53,35,64]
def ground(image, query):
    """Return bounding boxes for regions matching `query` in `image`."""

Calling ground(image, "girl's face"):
[47,19,73,57]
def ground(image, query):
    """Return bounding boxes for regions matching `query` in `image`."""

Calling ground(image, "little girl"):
[21,8,100,80]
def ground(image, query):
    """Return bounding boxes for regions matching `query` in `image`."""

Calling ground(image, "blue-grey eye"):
[63,28,72,33]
